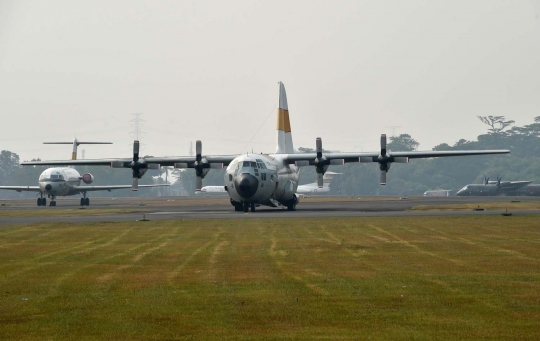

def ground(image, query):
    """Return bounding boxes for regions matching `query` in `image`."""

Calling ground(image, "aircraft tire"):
[37,198,42,206]
[250,203,255,212]
[42,198,46,207]
[234,204,243,212]
[287,202,296,211]
[84,198,90,206]
[80,198,84,206]
[243,203,249,213]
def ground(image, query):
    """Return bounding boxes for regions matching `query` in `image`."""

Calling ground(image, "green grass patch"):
[0,208,150,218]
[1,216,540,340]
[412,201,540,211]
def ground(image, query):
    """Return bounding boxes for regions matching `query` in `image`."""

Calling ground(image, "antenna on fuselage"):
[43,138,113,160]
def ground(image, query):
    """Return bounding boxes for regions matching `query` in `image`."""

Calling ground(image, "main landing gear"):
[37,197,46,206]
[80,192,90,206]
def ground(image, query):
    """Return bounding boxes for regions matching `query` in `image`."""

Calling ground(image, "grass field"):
[412,202,540,211]
[1,216,539,340]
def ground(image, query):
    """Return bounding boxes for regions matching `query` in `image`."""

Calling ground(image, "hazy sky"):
[1,0,539,161]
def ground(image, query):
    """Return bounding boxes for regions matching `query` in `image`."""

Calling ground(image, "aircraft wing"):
[21,159,131,166]
[0,186,42,192]
[21,155,238,167]
[73,184,170,193]
[500,181,532,189]
[279,150,510,164]
[143,155,237,167]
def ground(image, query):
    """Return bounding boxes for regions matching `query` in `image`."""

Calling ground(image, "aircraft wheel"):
[80,198,85,206]
[250,203,255,212]
[50,201,56,207]
[85,198,90,206]
[234,204,243,212]
[243,203,249,213]
[287,203,296,211]
[42,198,46,207]
[37,198,42,206]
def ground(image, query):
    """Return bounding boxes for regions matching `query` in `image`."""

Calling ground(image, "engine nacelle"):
[81,173,94,184]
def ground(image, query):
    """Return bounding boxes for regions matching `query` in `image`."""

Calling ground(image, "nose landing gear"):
[242,203,256,212]
[49,196,57,207]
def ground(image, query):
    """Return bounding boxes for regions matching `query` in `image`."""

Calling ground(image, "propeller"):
[174,140,222,192]
[314,138,330,188]
[373,134,408,185]
[110,140,160,191]
[484,176,490,185]
[194,140,208,191]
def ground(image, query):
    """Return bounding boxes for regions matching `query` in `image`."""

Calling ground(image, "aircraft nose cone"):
[45,184,52,191]
[234,174,259,199]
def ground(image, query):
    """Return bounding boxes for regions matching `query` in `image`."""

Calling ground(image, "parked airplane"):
[23,82,510,212]
[197,185,228,196]
[198,172,340,197]
[296,172,341,197]
[1,138,167,206]
[456,176,540,196]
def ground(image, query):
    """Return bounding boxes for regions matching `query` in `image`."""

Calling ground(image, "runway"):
[1,195,539,226]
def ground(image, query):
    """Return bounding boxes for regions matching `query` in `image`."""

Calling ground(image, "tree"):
[387,134,419,151]
[0,150,20,184]
[477,116,515,134]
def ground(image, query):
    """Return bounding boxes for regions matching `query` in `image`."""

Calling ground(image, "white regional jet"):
[22,83,510,212]
[296,172,341,197]
[1,138,167,206]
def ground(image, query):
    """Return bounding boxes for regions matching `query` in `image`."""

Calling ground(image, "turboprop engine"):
[81,173,94,184]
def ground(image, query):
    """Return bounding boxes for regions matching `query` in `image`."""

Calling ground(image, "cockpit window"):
[243,161,251,167]
[460,186,468,191]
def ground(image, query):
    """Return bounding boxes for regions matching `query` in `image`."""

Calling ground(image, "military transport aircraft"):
[456,176,540,196]
[2,138,167,206]
[22,82,510,212]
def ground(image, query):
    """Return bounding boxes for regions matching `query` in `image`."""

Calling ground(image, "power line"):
[129,113,146,140]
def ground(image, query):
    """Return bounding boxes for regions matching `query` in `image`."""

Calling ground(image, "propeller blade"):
[380,134,387,155]
[196,176,203,191]
[133,140,140,162]
[380,171,387,185]
[316,137,322,159]
[196,140,202,161]
[317,173,323,188]
[132,177,139,191]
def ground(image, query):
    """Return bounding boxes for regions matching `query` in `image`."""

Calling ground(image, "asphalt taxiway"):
[1,195,539,226]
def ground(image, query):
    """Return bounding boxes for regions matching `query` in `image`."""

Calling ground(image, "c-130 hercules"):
[23,83,510,212]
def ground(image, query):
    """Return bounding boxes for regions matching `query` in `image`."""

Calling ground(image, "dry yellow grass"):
[412,201,540,211]
[1,216,539,340]
[0,208,150,218]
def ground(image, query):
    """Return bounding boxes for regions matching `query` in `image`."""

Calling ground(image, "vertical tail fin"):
[276,82,295,154]
[43,138,113,160]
